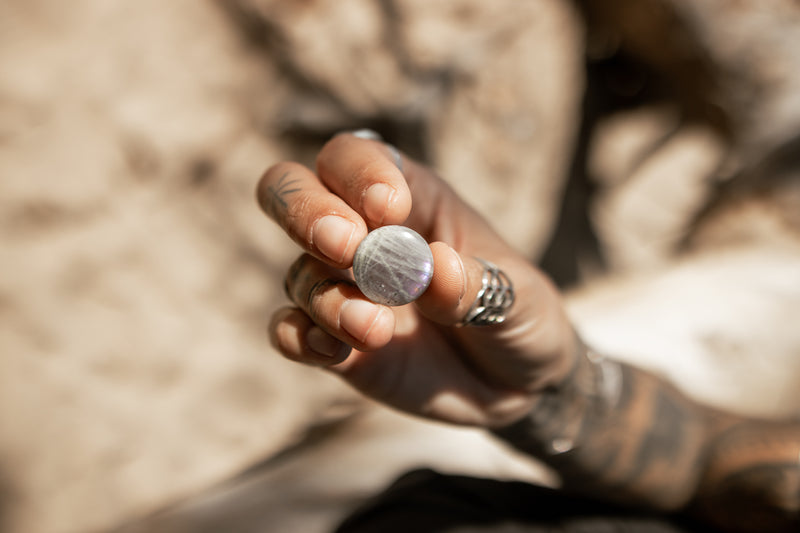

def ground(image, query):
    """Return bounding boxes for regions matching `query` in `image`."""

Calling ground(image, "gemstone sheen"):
[353,225,434,306]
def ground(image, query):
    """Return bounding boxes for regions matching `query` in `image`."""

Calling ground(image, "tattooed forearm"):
[494,343,707,510]
[493,340,800,531]
[693,421,800,532]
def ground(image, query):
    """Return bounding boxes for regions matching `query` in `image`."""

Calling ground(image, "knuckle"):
[256,162,308,221]
[288,192,314,221]
[284,253,357,324]
[316,135,346,171]
[306,279,356,324]
[306,279,342,322]
[284,254,312,303]
[351,158,382,185]
[306,279,337,315]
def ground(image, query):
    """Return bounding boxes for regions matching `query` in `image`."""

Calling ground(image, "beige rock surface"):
[2,1,800,533]
[0,1,351,531]
[0,1,581,532]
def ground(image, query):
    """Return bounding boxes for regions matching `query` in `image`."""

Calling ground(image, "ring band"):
[351,128,383,142]
[349,129,403,171]
[459,258,515,326]
[386,144,403,172]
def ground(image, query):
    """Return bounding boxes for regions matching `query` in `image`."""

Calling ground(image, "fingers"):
[414,241,574,391]
[256,162,368,268]
[414,242,468,324]
[316,133,412,228]
[270,307,352,366]
[282,254,395,353]
[257,132,507,271]
[416,242,515,327]
[316,133,489,248]
[269,242,473,369]
[256,132,412,268]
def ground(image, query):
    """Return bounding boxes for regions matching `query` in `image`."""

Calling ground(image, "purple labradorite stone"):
[353,225,434,306]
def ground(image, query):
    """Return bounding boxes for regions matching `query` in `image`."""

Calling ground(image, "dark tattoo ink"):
[306,279,339,309]
[266,171,301,216]
[306,279,357,310]
[493,340,800,531]
[285,254,312,303]
[493,344,706,510]
[694,421,800,532]
[623,388,687,486]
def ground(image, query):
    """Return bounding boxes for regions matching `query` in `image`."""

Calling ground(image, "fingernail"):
[340,299,384,343]
[313,215,356,263]
[363,183,395,225]
[306,326,349,358]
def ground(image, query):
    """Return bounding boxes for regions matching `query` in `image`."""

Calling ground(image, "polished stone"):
[353,225,434,306]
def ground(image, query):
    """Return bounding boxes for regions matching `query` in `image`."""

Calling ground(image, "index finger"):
[316,132,412,229]
[256,161,369,268]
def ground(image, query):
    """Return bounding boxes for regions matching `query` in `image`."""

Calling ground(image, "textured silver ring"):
[349,129,403,171]
[459,258,515,326]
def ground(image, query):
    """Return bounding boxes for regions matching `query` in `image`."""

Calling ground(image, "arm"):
[494,338,800,532]
[258,134,798,532]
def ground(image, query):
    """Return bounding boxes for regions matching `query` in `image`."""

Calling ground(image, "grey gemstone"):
[353,225,434,306]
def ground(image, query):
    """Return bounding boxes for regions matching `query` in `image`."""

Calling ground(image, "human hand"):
[257,132,577,428]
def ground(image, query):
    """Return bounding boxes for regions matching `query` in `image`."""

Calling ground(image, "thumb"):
[417,242,575,392]
[417,242,522,328]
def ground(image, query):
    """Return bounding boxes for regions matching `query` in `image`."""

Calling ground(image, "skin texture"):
[257,133,799,532]
[495,342,800,532]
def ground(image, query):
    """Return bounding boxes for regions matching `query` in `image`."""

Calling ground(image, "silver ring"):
[348,129,403,172]
[386,144,403,172]
[459,258,515,326]
[351,128,383,142]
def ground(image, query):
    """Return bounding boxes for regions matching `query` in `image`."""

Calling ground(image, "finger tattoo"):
[285,255,313,302]
[306,278,356,311]
[266,171,302,217]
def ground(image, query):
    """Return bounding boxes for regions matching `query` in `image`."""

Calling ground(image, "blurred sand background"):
[1,1,799,532]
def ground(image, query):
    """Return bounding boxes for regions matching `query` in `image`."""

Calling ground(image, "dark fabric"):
[335,469,711,533]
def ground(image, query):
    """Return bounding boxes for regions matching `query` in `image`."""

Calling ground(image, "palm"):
[334,305,515,425]
[262,135,572,428]
[333,195,554,426]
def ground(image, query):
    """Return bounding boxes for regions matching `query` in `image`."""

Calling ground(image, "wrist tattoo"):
[493,338,707,510]
[493,338,624,452]
[694,421,800,532]
[492,339,800,531]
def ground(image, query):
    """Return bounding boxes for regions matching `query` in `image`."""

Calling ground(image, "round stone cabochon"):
[353,225,434,306]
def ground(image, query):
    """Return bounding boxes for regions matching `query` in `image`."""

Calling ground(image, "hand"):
[257,133,577,428]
